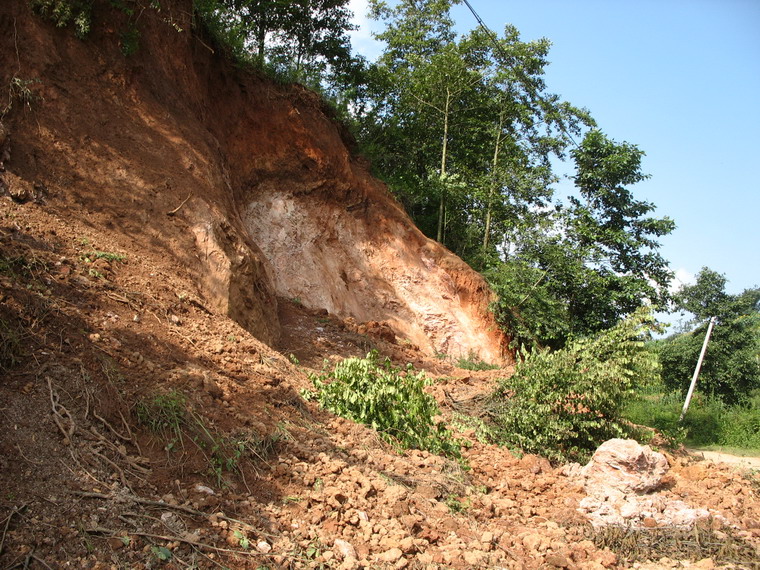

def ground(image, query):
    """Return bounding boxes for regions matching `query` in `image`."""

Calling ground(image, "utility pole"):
[679,316,717,422]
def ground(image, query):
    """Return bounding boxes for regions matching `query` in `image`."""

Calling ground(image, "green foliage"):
[486,260,570,349]
[488,308,659,463]
[304,351,462,458]
[660,267,760,404]
[29,0,93,37]
[624,389,760,449]
[193,0,355,90]
[456,352,499,371]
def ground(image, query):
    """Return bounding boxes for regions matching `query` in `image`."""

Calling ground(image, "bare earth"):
[687,450,760,470]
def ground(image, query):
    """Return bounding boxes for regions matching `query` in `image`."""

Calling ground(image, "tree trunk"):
[436,88,451,243]
[483,107,506,252]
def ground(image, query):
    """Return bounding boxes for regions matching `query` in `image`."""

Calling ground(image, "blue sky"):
[348,0,760,301]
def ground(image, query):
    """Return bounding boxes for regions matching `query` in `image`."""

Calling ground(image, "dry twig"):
[166,194,191,216]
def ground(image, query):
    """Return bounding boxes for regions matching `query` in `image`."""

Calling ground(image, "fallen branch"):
[0,505,25,556]
[86,526,262,558]
[47,377,75,444]
[72,492,277,538]
[166,194,191,216]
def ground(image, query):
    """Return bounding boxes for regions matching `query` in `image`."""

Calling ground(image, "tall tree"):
[661,268,760,403]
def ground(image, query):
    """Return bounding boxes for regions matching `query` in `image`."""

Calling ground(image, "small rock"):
[107,537,126,550]
[522,533,542,552]
[546,553,570,568]
[463,551,484,565]
[333,538,357,560]
[377,547,403,563]
[256,540,272,553]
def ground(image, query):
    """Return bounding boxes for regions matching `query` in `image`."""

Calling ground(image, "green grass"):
[623,388,760,450]
[456,353,500,371]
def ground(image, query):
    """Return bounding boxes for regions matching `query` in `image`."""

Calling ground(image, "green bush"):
[304,351,461,459]
[488,308,659,463]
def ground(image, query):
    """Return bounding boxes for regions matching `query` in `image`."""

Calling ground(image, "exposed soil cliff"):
[0,0,507,363]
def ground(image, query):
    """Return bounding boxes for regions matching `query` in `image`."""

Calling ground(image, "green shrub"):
[304,351,462,459]
[488,307,659,463]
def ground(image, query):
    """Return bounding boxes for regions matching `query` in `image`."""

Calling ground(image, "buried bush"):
[135,390,283,485]
[304,351,461,459]
[488,307,660,463]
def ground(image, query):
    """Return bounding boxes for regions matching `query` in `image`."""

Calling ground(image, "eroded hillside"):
[1,1,759,569]
[0,0,507,363]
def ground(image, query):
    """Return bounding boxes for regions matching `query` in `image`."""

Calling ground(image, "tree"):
[199,0,355,87]
[660,267,760,404]
[360,4,590,257]
[358,4,672,348]
[488,131,674,347]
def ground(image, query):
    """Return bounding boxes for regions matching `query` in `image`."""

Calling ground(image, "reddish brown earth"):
[1,1,759,568]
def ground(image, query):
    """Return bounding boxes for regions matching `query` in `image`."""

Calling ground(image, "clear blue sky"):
[348,0,760,299]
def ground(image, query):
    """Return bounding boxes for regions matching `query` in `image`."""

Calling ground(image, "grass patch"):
[80,250,127,263]
[456,353,500,371]
[135,390,285,486]
[623,389,760,450]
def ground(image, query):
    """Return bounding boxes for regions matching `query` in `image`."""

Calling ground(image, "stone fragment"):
[545,553,569,568]
[333,539,357,560]
[377,547,403,563]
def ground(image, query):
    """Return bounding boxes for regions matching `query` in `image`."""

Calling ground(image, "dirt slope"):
[0,0,507,364]
[1,2,759,569]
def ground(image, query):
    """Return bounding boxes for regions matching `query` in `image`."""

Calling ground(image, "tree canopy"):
[660,268,760,404]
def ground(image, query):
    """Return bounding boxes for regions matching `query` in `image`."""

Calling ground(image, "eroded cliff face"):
[0,0,509,362]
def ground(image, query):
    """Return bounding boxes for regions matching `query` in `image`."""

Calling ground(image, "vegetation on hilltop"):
[26,0,676,349]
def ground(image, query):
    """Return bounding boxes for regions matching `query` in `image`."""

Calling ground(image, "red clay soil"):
[1,1,759,568]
